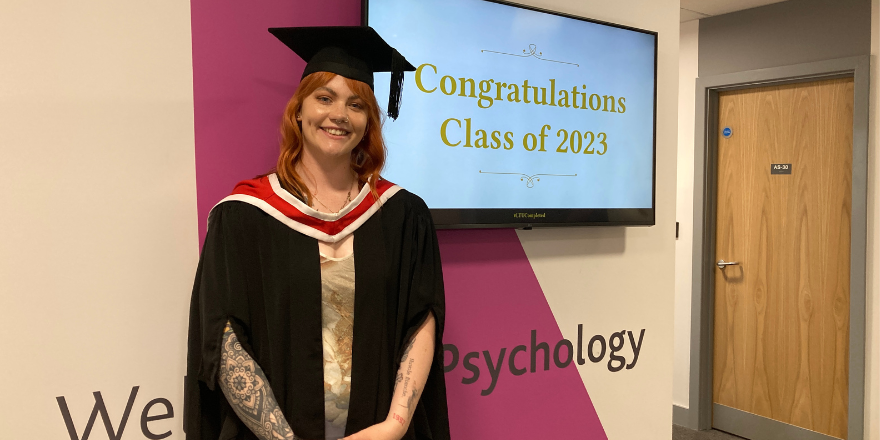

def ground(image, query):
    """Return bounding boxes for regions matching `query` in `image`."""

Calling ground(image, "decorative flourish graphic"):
[480,170,577,188]
[481,44,579,67]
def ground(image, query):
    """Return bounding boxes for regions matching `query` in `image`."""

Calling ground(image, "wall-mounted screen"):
[365,0,657,227]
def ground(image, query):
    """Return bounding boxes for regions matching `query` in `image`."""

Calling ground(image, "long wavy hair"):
[274,71,386,206]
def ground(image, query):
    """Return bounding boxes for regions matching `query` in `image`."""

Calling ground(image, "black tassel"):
[388,49,405,120]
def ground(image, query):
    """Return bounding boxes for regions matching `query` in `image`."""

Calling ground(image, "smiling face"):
[297,75,369,163]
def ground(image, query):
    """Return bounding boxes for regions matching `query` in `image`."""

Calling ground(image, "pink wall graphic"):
[191,2,606,438]
[438,229,606,439]
[191,0,362,244]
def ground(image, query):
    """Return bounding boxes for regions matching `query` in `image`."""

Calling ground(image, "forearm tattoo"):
[218,322,295,440]
[400,338,415,363]
[399,385,420,412]
[393,337,423,419]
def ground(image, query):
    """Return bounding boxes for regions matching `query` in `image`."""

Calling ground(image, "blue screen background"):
[369,0,655,209]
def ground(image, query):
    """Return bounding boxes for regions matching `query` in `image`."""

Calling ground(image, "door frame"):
[675,56,870,440]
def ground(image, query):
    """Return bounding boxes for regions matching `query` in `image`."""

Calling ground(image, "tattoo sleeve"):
[218,321,295,440]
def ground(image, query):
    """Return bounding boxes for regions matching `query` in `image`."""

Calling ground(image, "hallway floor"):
[673,425,747,440]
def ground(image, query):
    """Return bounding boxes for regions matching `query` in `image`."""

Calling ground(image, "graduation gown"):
[184,174,450,440]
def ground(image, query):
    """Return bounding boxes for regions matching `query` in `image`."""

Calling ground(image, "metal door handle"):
[716,259,739,270]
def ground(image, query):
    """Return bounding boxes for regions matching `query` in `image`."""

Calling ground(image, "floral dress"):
[320,253,355,440]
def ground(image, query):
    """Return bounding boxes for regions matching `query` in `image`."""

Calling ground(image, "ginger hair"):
[274,71,386,205]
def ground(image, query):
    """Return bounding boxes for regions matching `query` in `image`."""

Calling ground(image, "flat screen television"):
[364,0,657,228]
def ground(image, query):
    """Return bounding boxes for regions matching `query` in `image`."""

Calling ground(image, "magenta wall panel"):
[191,0,362,244]
[438,229,606,438]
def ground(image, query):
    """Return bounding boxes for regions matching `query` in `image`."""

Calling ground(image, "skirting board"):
[673,404,693,429]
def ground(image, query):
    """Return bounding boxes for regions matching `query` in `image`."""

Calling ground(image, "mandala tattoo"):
[219,322,294,440]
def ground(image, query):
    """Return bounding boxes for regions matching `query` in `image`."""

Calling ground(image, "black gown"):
[184,175,450,440]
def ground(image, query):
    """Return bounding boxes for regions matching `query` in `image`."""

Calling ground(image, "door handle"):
[716,259,739,270]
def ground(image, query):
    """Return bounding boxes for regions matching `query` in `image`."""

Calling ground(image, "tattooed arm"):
[344,313,436,440]
[218,321,296,440]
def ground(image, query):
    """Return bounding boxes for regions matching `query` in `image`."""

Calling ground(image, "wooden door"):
[712,78,853,439]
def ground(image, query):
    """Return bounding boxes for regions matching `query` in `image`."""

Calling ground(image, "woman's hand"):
[342,420,405,440]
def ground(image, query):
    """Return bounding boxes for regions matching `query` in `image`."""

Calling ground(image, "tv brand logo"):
[443,325,646,396]
[56,386,176,440]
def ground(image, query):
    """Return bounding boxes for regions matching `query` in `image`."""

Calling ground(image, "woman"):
[185,27,449,440]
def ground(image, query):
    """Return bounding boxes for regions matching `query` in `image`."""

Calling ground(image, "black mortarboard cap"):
[268,26,416,120]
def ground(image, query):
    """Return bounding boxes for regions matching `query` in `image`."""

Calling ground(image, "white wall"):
[674,19,699,410]
[515,0,679,438]
[0,1,681,439]
[0,1,197,438]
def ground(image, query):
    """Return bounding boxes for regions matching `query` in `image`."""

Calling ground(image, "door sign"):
[770,163,792,174]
